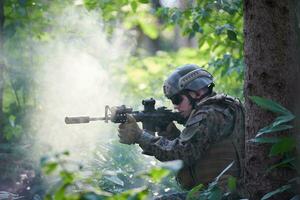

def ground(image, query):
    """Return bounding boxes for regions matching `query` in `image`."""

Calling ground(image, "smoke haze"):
[30,7,136,162]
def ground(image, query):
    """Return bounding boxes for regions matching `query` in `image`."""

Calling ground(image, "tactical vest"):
[176,93,245,190]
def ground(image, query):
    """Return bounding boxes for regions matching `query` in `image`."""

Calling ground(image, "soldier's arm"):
[156,122,181,140]
[136,108,234,165]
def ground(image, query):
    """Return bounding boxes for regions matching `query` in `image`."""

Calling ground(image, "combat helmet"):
[163,64,214,99]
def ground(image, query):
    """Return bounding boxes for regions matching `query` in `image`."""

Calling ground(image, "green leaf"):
[156,7,169,17]
[192,22,203,33]
[261,184,291,200]
[114,187,148,200]
[60,170,75,184]
[44,194,52,200]
[269,137,296,156]
[81,192,110,200]
[256,124,293,137]
[138,0,149,3]
[267,157,296,172]
[54,184,68,200]
[145,167,170,183]
[83,0,98,10]
[62,150,70,156]
[272,114,295,126]
[186,184,204,200]
[183,26,192,36]
[4,124,22,140]
[227,30,237,41]
[215,24,234,35]
[215,161,234,182]
[132,189,149,200]
[227,176,237,191]
[249,96,292,115]
[131,1,138,12]
[208,187,222,200]
[43,162,58,174]
[139,21,159,39]
[171,10,181,24]
[189,31,196,39]
[104,175,124,186]
[215,26,223,35]
[250,137,280,144]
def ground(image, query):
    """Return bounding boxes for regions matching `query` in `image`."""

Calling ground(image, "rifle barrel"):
[65,116,111,124]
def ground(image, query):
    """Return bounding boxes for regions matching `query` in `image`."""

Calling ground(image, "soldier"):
[118,64,245,199]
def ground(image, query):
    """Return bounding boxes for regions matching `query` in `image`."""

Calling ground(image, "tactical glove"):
[118,114,142,145]
[157,122,181,140]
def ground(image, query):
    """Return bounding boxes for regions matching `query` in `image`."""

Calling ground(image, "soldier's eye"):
[170,95,183,105]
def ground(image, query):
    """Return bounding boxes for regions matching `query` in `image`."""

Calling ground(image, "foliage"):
[120,48,243,108]
[0,142,31,179]
[186,162,238,200]
[261,184,292,200]
[155,0,243,54]
[250,96,296,158]
[0,191,23,199]
[86,140,181,196]
[41,152,243,200]
[41,151,112,200]
[83,0,243,56]
[83,0,245,103]
[2,0,72,141]
[250,96,298,198]
[83,0,160,40]
[40,151,183,200]
[1,0,245,141]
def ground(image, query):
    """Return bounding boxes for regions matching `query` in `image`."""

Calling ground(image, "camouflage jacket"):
[137,92,245,189]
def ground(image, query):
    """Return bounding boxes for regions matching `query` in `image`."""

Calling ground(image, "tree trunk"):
[244,0,300,199]
[0,0,5,141]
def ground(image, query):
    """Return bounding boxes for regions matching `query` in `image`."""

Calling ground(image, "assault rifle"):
[65,98,186,133]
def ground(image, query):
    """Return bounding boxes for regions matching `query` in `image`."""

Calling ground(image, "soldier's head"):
[163,64,214,117]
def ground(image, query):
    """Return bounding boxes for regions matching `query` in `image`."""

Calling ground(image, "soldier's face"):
[173,95,193,118]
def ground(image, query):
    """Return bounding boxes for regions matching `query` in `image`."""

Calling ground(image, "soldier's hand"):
[118,114,142,145]
[157,122,181,140]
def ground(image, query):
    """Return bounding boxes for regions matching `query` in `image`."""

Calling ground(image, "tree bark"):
[0,0,5,141]
[244,0,300,199]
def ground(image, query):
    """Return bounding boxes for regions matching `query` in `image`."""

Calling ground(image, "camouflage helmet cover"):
[163,64,214,98]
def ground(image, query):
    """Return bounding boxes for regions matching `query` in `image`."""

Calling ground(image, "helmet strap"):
[189,95,197,109]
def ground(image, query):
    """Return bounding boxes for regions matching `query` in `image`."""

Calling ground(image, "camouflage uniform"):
[136,92,245,197]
